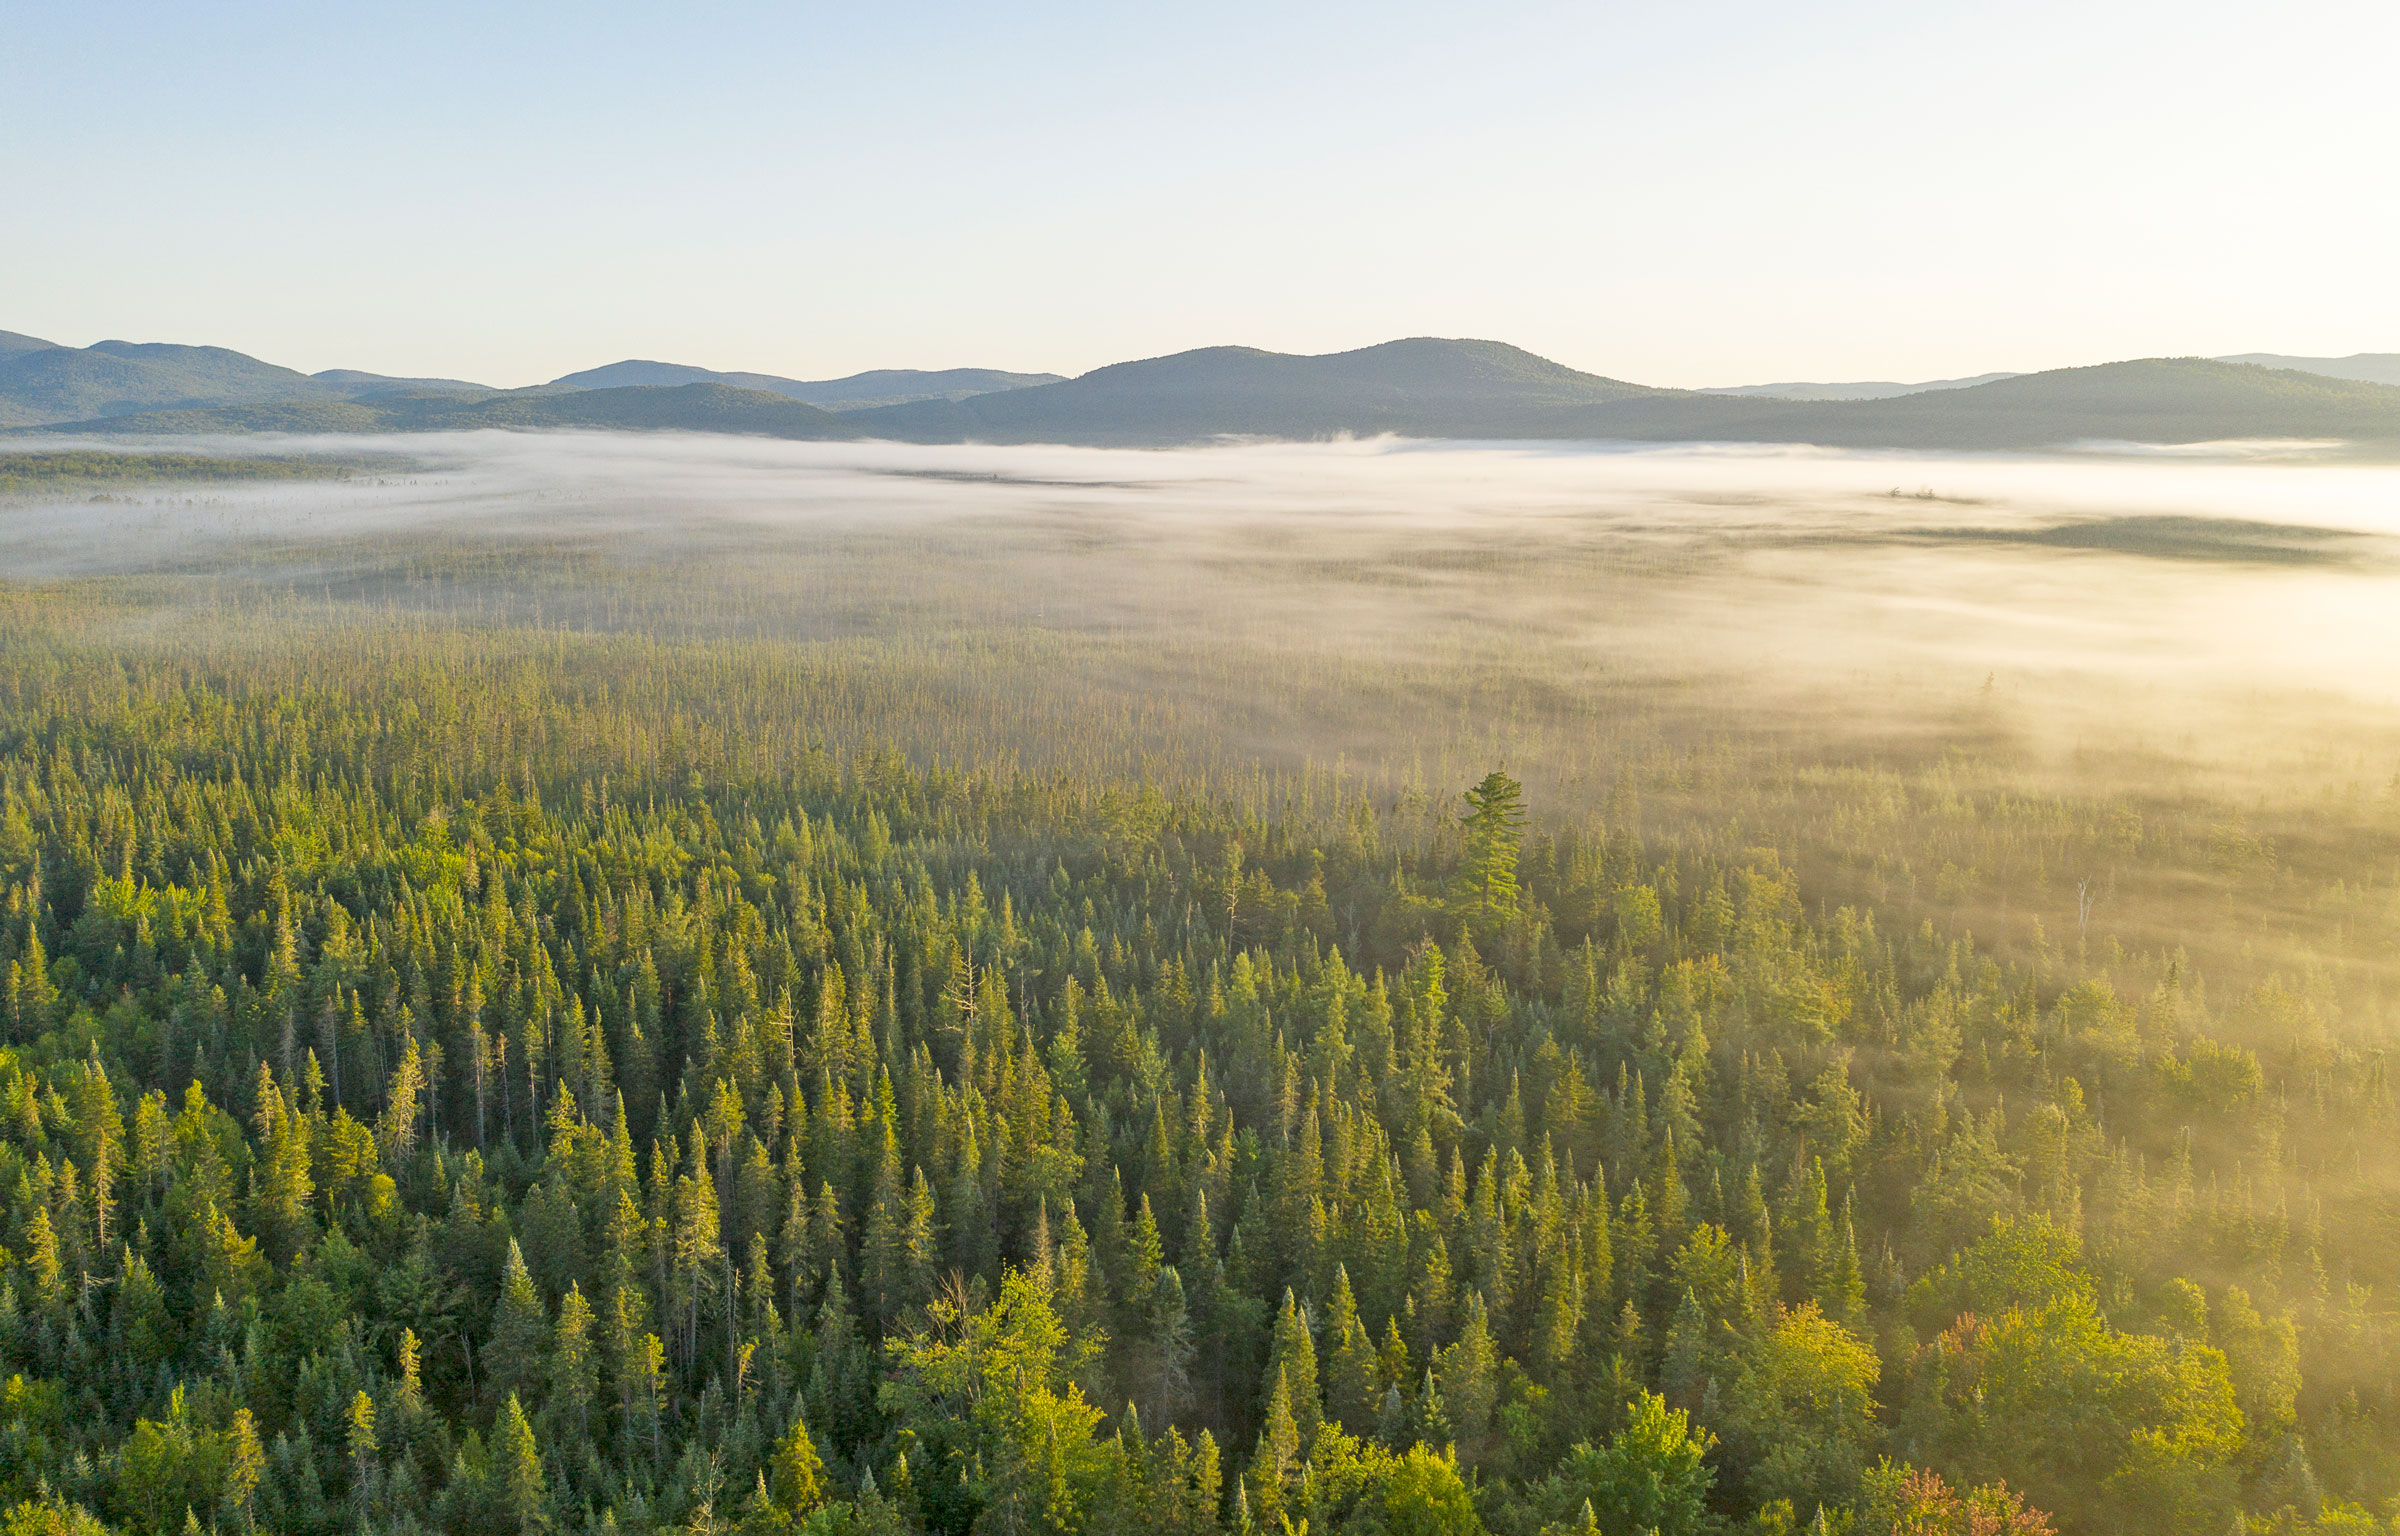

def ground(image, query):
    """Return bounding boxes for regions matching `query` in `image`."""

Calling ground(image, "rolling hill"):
[1698,372,2020,400]
[838,348,2400,449]
[549,360,1064,409]
[0,336,506,427]
[312,367,498,395]
[1535,358,2400,449]
[0,334,1050,428]
[2216,352,2400,389]
[14,332,2400,451]
[842,338,1660,441]
[0,339,326,426]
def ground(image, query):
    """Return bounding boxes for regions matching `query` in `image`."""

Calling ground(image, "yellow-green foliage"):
[0,557,2389,1536]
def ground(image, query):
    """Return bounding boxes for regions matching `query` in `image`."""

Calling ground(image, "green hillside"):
[0,339,507,429]
[2217,352,2400,388]
[847,338,1661,441]
[0,341,328,425]
[551,361,1064,409]
[839,348,2400,449]
[1548,359,2400,448]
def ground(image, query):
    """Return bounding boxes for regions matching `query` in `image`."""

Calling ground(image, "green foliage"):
[1910,1295,2242,1533]
[0,584,2385,1536]
[0,1499,108,1536]
[1382,1443,1484,1536]
[1457,771,1528,926]
[1550,1391,1718,1536]
[1725,1305,1882,1513]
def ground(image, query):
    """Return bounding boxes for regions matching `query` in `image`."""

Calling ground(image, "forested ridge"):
[0,621,2392,1536]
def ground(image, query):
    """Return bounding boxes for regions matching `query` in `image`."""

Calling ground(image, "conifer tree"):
[1264,1288,1322,1450]
[771,1412,827,1516]
[1459,771,1528,924]
[1326,1265,1382,1435]
[489,1237,551,1405]
[347,1390,379,1508]
[1440,1291,1499,1463]
[550,1283,598,1444]
[223,1407,264,1532]
[495,1393,548,1531]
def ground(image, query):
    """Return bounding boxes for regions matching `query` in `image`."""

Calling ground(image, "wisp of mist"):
[9,430,2400,797]
[11,426,2400,1027]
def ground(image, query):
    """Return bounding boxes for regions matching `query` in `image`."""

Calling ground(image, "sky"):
[5,0,2396,389]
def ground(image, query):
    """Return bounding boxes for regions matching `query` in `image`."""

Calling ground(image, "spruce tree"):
[1264,1288,1322,1449]
[549,1283,598,1444]
[488,1237,551,1406]
[1325,1266,1382,1435]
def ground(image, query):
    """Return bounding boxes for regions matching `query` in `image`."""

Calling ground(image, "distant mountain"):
[26,382,851,440]
[452,383,848,435]
[16,331,2400,452]
[312,368,497,396]
[2216,353,2400,389]
[550,360,1064,409]
[1699,372,2021,401]
[1536,359,2400,449]
[841,348,2400,448]
[0,340,321,427]
[844,338,1658,442]
[0,336,512,428]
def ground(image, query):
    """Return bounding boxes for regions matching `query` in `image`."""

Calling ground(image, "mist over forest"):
[2,434,2398,1536]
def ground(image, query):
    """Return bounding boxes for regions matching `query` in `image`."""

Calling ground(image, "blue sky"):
[5,0,2394,387]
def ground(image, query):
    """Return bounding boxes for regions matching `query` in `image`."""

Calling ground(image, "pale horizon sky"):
[6,0,2396,390]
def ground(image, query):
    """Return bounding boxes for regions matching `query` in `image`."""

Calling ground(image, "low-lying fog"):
[13,432,2400,740]
[11,430,2398,1004]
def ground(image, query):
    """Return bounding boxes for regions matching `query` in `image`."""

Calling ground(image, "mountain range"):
[1700,354,2400,400]
[6,327,2400,452]
[1696,372,2023,401]
[0,330,1052,430]
[547,360,1062,408]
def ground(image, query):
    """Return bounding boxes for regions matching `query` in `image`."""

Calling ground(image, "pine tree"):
[634,1332,668,1470]
[1459,770,1528,923]
[1415,1366,1453,1450]
[1661,1288,1710,1408]
[346,1389,379,1507]
[495,1392,547,1530]
[20,1204,62,1310]
[378,1036,424,1168]
[771,1411,828,1516]
[1326,1265,1382,1435]
[859,1122,912,1329]
[1439,1291,1499,1463]
[1264,1287,1322,1450]
[397,1327,425,1413]
[1821,1194,1867,1328]
[901,1165,941,1314]
[223,1407,264,1531]
[489,1237,551,1405]
[549,1283,598,1443]
[1250,1368,1302,1530]
[670,1144,724,1369]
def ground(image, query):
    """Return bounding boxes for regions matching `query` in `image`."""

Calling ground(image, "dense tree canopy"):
[0,615,2390,1536]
